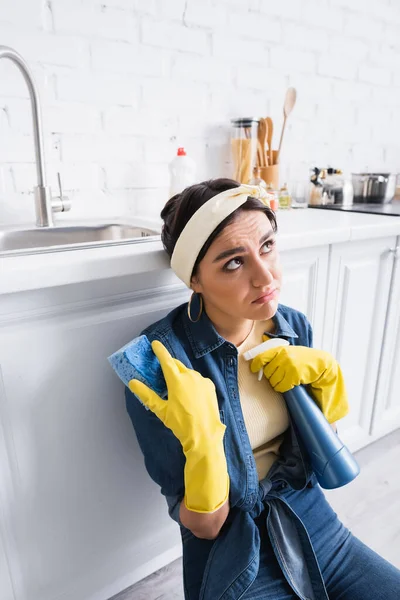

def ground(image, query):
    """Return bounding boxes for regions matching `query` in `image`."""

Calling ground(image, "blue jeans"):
[243,475,400,599]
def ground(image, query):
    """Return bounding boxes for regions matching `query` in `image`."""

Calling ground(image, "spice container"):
[309,168,324,206]
[231,118,259,184]
[278,183,292,209]
[248,166,267,188]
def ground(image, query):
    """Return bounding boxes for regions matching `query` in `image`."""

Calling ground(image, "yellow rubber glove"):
[129,340,229,514]
[251,342,349,423]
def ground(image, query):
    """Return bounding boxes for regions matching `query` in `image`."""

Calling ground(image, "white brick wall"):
[0,0,399,224]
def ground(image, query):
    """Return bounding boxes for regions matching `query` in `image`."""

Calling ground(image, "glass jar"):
[230,118,259,184]
[289,181,307,208]
[248,166,267,188]
[278,183,292,209]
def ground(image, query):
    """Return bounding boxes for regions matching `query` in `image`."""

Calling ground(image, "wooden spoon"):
[265,117,273,165]
[257,142,264,168]
[276,87,297,164]
[257,118,268,167]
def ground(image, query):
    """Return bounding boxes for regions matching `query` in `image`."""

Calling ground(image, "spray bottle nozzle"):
[243,338,289,380]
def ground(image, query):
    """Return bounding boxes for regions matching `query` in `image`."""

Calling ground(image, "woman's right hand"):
[129,340,226,450]
[129,341,229,514]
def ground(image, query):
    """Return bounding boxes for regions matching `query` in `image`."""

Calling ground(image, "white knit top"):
[237,320,290,480]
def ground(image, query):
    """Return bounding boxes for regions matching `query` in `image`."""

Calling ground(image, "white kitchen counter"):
[2,209,400,295]
[1,206,400,600]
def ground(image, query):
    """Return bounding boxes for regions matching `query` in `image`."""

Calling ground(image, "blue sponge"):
[108,335,167,401]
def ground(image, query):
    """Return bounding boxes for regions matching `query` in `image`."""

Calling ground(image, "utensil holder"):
[259,165,279,189]
[258,150,279,188]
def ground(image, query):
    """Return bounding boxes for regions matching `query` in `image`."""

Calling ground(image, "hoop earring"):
[187,292,203,323]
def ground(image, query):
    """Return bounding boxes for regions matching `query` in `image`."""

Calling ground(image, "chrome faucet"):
[0,45,70,227]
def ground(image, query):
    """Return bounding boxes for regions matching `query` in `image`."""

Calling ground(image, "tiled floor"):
[111,428,400,600]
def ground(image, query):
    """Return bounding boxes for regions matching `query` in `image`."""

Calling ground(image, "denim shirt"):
[125,303,325,600]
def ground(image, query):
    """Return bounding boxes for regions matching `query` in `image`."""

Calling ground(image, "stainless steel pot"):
[352,173,397,204]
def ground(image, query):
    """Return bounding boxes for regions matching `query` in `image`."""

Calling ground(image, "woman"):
[125,178,400,599]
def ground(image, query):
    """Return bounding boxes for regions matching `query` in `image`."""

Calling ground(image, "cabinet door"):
[279,245,329,349]
[0,533,14,600]
[0,368,19,600]
[371,238,400,438]
[322,237,396,451]
[0,284,188,600]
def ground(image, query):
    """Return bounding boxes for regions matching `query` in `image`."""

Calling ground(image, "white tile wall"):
[0,0,399,223]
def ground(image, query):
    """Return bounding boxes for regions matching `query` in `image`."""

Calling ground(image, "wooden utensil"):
[276,87,297,164]
[257,142,264,168]
[257,118,268,167]
[265,117,273,165]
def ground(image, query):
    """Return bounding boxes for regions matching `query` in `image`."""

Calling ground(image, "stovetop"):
[309,202,400,217]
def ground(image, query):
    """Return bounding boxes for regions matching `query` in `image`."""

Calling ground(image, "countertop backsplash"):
[0,0,400,223]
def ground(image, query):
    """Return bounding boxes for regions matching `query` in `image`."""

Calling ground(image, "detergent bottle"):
[169,147,196,197]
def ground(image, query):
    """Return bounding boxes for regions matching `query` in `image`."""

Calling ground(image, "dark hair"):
[160,178,278,278]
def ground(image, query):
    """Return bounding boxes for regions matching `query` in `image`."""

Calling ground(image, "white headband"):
[170,184,273,287]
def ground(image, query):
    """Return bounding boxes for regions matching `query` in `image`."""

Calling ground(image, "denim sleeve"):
[165,494,182,524]
[289,311,314,348]
[125,386,185,524]
[306,319,313,348]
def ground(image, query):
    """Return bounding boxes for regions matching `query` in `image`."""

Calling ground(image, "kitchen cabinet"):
[279,245,329,349]
[321,236,397,452]
[0,533,14,600]
[0,281,188,600]
[371,237,400,438]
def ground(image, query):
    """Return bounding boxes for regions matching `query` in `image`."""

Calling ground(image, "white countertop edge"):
[0,240,168,295]
[348,218,400,240]
[2,210,400,295]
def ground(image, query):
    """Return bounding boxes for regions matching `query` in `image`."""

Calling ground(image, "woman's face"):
[191,210,282,321]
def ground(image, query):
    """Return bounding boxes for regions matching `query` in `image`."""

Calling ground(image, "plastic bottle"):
[169,147,196,197]
[244,338,360,489]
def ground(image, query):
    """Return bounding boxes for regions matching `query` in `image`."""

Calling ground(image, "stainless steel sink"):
[0,223,160,255]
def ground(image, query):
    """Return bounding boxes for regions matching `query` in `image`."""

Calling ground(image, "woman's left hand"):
[250,344,349,423]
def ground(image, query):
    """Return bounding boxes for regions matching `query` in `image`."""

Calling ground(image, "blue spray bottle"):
[244,338,360,489]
